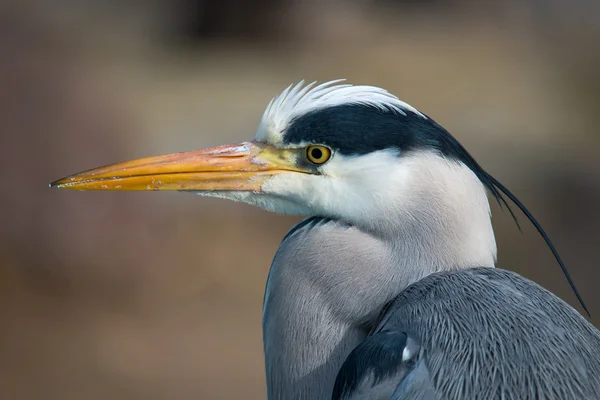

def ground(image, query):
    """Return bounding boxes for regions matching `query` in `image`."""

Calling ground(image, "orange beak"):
[50,142,307,192]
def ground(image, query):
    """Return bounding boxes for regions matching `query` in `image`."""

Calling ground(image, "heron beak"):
[50,142,306,191]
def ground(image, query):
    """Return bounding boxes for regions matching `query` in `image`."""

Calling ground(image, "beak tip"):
[50,177,70,188]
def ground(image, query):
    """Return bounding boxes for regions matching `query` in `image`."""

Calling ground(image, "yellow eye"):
[306,145,332,165]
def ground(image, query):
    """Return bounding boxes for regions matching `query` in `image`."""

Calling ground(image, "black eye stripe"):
[284,104,438,156]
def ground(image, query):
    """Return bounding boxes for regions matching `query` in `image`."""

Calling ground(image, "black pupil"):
[311,148,323,160]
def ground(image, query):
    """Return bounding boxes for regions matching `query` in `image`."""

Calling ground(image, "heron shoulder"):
[358,268,600,399]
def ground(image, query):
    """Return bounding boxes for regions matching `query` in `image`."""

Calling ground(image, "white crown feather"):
[255,80,425,144]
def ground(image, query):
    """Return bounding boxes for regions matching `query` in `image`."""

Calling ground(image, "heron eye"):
[306,145,332,165]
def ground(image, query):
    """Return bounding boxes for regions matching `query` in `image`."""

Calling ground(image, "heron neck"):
[262,204,496,399]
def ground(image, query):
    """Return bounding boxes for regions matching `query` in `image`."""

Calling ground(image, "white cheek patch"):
[261,172,318,207]
[261,150,408,224]
[316,150,409,216]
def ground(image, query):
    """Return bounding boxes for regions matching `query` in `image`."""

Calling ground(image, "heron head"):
[51,80,494,232]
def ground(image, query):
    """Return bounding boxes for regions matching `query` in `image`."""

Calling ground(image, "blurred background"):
[1,0,599,398]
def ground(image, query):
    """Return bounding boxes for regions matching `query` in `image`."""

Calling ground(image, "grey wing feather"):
[368,267,600,399]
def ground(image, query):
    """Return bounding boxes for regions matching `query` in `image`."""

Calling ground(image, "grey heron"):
[51,80,600,399]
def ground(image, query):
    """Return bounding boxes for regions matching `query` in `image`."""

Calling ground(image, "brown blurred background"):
[0,0,599,398]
